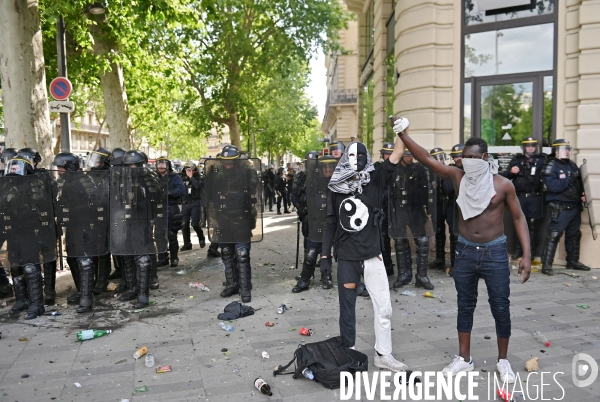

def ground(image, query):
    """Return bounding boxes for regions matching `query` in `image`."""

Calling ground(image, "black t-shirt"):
[322,158,397,261]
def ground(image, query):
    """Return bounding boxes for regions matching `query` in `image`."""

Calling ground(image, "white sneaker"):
[374,353,408,372]
[496,359,516,384]
[442,355,474,374]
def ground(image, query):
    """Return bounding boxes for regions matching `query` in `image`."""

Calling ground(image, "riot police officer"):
[180,161,206,251]
[377,142,395,276]
[540,139,591,275]
[430,147,449,270]
[503,137,546,259]
[0,147,18,176]
[16,148,44,173]
[262,165,276,212]
[329,141,345,159]
[155,157,186,267]
[389,149,434,290]
[108,148,127,284]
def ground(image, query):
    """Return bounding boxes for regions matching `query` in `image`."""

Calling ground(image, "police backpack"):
[273,336,368,389]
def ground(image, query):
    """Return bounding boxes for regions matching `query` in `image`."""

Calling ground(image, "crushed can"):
[299,327,313,336]
[156,365,172,373]
[277,304,287,314]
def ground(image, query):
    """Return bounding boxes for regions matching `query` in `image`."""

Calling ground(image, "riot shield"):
[109,166,168,255]
[49,170,110,257]
[388,162,436,239]
[580,159,597,240]
[0,174,57,267]
[306,157,337,242]
[205,158,263,243]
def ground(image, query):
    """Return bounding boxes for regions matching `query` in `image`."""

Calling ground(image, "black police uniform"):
[180,168,206,250]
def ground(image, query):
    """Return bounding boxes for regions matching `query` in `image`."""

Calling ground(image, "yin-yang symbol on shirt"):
[339,197,369,232]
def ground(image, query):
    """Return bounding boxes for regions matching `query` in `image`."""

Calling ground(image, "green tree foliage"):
[158,0,348,148]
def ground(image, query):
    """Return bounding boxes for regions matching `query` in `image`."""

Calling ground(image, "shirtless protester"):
[392,117,531,384]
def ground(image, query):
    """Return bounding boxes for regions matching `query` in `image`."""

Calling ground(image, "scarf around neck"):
[328,141,375,194]
[456,157,499,220]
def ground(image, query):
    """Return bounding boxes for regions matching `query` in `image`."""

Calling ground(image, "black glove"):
[320,257,332,277]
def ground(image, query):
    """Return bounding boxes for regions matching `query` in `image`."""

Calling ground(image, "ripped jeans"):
[337,255,393,355]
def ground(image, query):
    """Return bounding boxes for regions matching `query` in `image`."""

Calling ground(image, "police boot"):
[181,226,193,251]
[220,246,239,297]
[293,248,318,293]
[134,255,151,308]
[431,229,446,269]
[393,239,412,288]
[24,264,44,319]
[67,257,81,304]
[566,231,591,271]
[157,252,169,268]
[119,256,138,301]
[415,237,434,290]
[93,254,111,294]
[207,243,220,258]
[43,261,56,305]
[149,254,159,290]
[9,275,28,316]
[448,234,457,276]
[77,258,94,313]
[0,264,14,298]
[169,231,179,267]
[108,255,122,280]
[193,224,206,248]
[541,231,562,276]
[528,219,538,261]
[237,247,252,303]
[512,241,523,260]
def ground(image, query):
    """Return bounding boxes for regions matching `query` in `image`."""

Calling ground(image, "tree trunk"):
[0,0,53,167]
[227,112,241,148]
[90,23,132,150]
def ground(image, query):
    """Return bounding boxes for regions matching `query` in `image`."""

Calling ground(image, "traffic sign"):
[49,77,72,100]
[49,101,75,114]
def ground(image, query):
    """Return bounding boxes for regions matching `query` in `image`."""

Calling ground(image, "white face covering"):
[456,156,499,220]
[348,143,358,171]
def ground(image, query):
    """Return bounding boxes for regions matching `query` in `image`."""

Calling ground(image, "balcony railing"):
[325,88,358,112]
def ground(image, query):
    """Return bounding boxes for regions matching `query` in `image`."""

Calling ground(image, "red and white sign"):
[49,77,72,101]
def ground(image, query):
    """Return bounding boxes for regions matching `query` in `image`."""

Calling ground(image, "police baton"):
[295,219,301,270]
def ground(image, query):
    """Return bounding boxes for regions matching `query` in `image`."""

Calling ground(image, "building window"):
[465,0,554,26]
[364,1,375,68]
[385,53,397,143]
[362,77,375,154]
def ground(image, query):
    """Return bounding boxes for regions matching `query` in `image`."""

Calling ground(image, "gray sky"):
[307,50,327,121]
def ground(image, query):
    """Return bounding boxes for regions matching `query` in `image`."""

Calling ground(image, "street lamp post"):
[56,16,71,152]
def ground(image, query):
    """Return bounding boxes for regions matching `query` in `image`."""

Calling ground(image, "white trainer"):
[442,355,474,375]
[374,353,408,372]
[496,359,516,384]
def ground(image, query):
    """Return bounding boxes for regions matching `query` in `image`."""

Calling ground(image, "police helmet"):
[111,148,126,166]
[87,147,111,170]
[430,147,446,163]
[329,141,345,158]
[552,139,571,160]
[305,151,319,160]
[380,142,394,156]
[123,150,148,166]
[449,144,465,157]
[52,152,80,172]
[183,160,197,172]
[156,156,173,172]
[17,148,42,166]
[521,137,539,155]
[0,148,18,164]
[5,157,34,176]
[220,145,240,159]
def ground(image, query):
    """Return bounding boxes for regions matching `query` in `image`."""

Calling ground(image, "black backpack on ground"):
[273,336,368,389]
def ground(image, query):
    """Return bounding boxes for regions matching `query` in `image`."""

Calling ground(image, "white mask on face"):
[347,143,358,171]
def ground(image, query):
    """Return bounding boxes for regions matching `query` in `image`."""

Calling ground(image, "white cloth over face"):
[328,141,375,195]
[456,157,499,220]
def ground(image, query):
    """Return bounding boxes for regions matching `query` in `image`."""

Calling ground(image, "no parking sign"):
[49,77,72,100]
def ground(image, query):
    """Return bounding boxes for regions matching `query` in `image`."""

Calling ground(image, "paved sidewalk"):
[1,211,599,401]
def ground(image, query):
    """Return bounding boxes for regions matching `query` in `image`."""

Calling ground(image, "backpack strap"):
[273,344,303,377]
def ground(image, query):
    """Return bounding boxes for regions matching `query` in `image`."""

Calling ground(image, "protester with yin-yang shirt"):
[320,129,408,372]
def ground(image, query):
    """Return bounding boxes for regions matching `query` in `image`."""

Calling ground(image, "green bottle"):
[77,329,112,341]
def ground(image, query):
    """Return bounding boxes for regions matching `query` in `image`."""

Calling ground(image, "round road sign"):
[49,77,72,100]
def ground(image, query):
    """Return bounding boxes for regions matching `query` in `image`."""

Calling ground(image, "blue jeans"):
[454,235,511,338]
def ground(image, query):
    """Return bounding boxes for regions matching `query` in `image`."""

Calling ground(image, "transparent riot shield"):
[580,159,597,240]
[0,174,57,267]
[205,158,263,243]
[306,157,337,242]
[109,167,168,255]
[388,162,436,239]
[49,170,110,257]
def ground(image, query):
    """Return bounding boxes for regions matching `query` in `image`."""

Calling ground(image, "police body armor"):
[511,155,544,195]
[305,157,337,242]
[205,158,263,243]
[109,166,168,255]
[0,174,57,266]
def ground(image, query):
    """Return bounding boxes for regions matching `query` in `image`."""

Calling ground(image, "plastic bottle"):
[77,329,111,341]
[218,322,233,332]
[302,368,314,380]
[145,353,155,368]
[254,378,273,396]
[188,282,209,291]
[401,290,416,297]
[133,346,148,359]
[533,330,551,347]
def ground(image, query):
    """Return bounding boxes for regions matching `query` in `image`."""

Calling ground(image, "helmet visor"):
[5,159,30,176]
[555,145,571,159]
[86,151,107,169]
[521,142,538,155]
[431,153,446,163]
